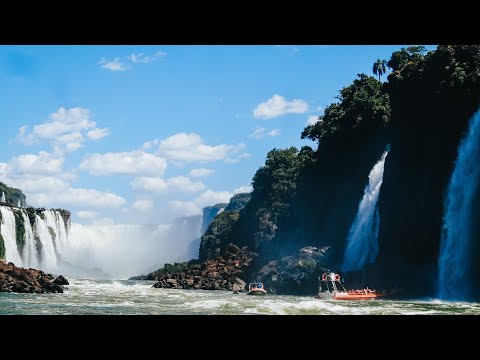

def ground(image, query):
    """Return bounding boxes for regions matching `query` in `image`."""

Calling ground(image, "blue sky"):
[0,45,436,225]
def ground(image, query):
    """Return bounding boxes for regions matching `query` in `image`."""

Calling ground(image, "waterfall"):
[34,213,58,271]
[21,212,38,268]
[0,207,24,266]
[1,192,5,203]
[438,111,480,301]
[342,147,390,272]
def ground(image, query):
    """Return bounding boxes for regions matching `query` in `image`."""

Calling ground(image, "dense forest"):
[150,46,480,298]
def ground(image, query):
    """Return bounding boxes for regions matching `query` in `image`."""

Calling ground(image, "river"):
[1,278,479,315]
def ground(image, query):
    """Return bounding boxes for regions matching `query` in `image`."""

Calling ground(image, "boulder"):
[53,275,69,285]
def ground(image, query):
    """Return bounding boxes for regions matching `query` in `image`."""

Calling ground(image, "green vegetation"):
[301,74,390,145]
[0,182,27,206]
[13,210,25,254]
[0,232,5,259]
[199,210,240,261]
[373,58,387,81]
[225,193,251,211]
[198,46,480,283]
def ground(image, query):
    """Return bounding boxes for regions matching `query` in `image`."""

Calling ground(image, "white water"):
[438,110,480,301]
[67,216,203,279]
[0,207,23,266]
[21,212,38,268]
[34,213,58,271]
[0,203,217,279]
[342,148,390,272]
[1,192,5,203]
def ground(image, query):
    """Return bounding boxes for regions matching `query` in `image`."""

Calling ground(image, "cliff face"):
[147,46,480,298]
[375,45,480,295]
[0,182,27,207]
[201,203,227,234]
[199,194,251,262]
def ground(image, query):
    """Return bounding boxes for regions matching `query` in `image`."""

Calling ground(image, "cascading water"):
[34,213,58,271]
[0,207,24,266]
[1,192,5,203]
[43,211,68,257]
[342,147,390,272]
[0,203,216,279]
[21,212,38,268]
[438,110,480,301]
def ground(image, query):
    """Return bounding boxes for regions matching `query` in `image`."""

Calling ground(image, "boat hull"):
[333,290,401,301]
[247,290,267,296]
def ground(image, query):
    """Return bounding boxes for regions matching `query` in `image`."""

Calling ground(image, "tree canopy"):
[301,74,391,146]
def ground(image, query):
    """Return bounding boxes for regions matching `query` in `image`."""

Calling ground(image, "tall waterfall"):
[1,192,5,202]
[21,212,37,268]
[438,111,480,301]
[0,207,24,266]
[342,147,390,272]
[0,206,69,273]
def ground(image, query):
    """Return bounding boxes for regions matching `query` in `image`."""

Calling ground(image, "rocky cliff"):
[146,46,480,298]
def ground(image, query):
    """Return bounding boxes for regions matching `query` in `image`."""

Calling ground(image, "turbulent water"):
[438,110,480,300]
[342,148,390,272]
[0,278,479,315]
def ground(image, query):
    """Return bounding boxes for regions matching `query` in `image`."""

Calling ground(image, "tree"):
[373,58,387,82]
[301,74,390,145]
[387,46,427,71]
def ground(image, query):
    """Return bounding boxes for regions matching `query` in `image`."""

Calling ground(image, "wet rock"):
[53,275,69,285]
[150,243,253,291]
[0,261,67,294]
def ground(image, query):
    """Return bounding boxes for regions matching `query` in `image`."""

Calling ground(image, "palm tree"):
[373,58,387,82]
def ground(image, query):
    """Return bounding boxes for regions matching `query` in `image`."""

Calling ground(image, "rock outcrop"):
[252,246,334,295]
[0,260,67,293]
[152,244,253,291]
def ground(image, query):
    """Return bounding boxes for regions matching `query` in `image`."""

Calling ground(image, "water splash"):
[342,147,390,272]
[0,207,24,266]
[21,211,38,268]
[438,110,480,301]
[34,213,58,271]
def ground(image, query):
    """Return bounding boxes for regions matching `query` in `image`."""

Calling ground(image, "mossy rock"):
[0,232,5,259]
[13,210,25,254]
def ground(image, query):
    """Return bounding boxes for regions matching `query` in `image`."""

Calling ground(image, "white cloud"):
[15,107,109,153]
[77,211,99,220]
[249,126,281,140]
[98,57,130,71]
[87,127,111,140]
[189,168,214,178]
[168,200,202,217]
[194,189,233,208]
[132,200,154,212]
[268,129,280,137]
[130,176,205,194]
[306,115,319,126]
[80,151,167,176]
[128,51,167,63]
[253,94,308,119]
[156,132,247,163]
[29,187,126,208]
[234,185,253,194]
[8,151,63,175]
[8,175,69,194]
[142,139,159,150]
[167,176,205,193]
[130,177,167,193]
